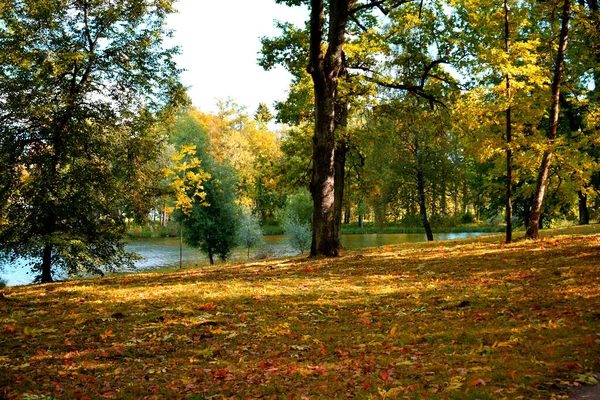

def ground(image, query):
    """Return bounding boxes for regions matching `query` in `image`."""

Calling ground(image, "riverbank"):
[126,222,506,238]
[1,225,599,399]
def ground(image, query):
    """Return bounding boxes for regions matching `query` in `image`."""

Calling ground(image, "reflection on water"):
[1,232,494,286]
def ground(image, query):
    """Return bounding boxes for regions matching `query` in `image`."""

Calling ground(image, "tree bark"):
[41,244,54,283]
[578,191,590,225]
[504,0,513,244]
[333,145,347,248]
[208,247,214,265]
[308,0,355,256]
[344,207,351,224]
[526,0,571,239]
[415,141,434,241]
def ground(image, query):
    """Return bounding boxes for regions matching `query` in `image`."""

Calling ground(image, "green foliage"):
[0,277,6,289]
[282,188,313,225]
[0,0,185,282]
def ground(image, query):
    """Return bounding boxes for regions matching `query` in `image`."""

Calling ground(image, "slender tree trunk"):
[179,222,183,269]
[415,141,434,241]
[417,168,434,241]
[208,247,214,265]
[504,0,513,244]
[41,244,54,283]
[358,199,364,229]
[526,0,571,239]
[344,207,351,224]
[579,191,590,225]
[308,0,354,256]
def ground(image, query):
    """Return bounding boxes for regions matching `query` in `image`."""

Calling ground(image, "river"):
[1,232,494,286]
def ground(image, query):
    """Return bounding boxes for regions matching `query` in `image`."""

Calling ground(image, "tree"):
[182,162,239,265]
[236,209,265,260]
[526,0,572,238]
[167,143,210,268]
[0,0,185,282]
[169,109,240,265]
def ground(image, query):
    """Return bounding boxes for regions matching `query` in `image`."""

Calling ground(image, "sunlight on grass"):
[0,227,599,399]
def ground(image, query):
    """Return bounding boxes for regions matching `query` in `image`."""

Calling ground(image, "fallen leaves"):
[0,228,599,398]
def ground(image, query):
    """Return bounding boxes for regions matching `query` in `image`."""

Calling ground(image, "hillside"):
[1,226,599,399]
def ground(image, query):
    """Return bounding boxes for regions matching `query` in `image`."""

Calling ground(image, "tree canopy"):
[0,0,186,282]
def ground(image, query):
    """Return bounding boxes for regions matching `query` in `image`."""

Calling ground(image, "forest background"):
[0,0,599,283]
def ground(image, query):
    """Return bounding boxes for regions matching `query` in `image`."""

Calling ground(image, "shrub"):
[236,210,265,259]
[284,217,312,255]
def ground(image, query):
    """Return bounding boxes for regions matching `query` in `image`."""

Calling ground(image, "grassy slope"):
[1,226,599,399]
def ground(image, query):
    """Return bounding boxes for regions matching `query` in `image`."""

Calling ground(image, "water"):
[0,232,493,286]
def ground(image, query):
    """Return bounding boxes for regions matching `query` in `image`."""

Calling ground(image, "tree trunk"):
[417,168,434,241]
[308,0,354,256]
[41,244,53,283]
[208,247,214,265]
[344,207,351,224]
[415,140,433,241]
[504,0,513,244]
[526,0,571,239]
[579,191,590,225]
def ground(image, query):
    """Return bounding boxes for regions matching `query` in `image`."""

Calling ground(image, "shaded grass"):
[1,225,599,399]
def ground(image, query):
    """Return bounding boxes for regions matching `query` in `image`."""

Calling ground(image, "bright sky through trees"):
[167,0,308,114]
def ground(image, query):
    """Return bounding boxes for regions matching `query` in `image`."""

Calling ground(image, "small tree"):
[182,163,239,265]
[284,217,312,255]
[236,209,264,260]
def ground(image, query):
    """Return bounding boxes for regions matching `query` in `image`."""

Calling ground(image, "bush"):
[0,278,7,289]
[284,217,312,254]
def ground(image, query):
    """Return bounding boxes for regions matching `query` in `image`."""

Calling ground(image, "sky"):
[166,0,308,116]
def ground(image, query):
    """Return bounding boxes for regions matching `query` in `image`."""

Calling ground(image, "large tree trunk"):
[308,0,354,256]
[526,0,571,239]
[41,244,54,283]
[504,0,513,244]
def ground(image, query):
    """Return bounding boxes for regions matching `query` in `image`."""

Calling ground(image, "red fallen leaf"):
[2,324,16,334]
[214,369,228,380]
[507,371,517,379]
[197,302,217,310]
[337,350,348,358]
[544,347,555,354]
[362,381,370,390]
[241,313,246,322]
[470,378,487,386]
[401,346,409,353]
[562,362,582,369]
[501,241,505,249]
[64,338,74,346]
[259,360,266,369]
[380,369,390,381]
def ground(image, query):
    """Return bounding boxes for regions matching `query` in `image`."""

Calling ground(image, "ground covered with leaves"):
[1,226,600,399]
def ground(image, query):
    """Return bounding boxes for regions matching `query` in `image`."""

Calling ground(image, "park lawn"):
[1,226,599,399]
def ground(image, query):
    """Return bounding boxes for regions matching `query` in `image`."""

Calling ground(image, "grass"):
[1,225,599,399]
